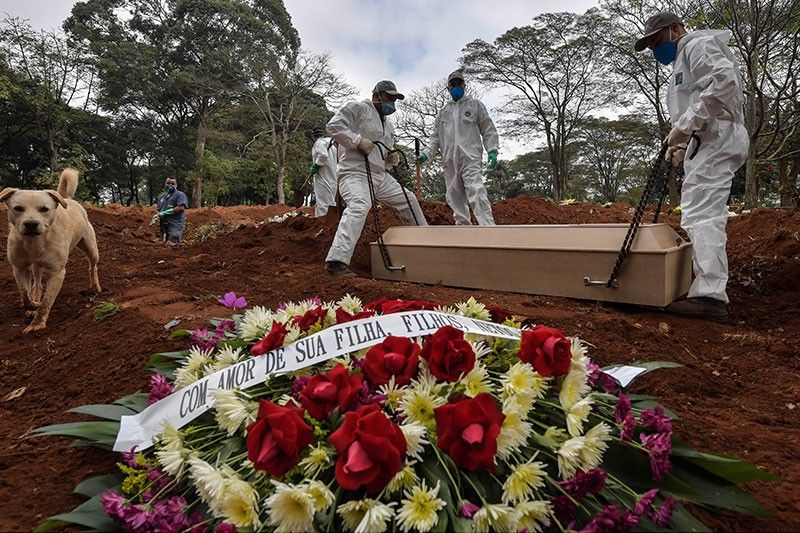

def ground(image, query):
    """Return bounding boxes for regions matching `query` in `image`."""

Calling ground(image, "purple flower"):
[633,488,659,517]
[459,501,480,519]
[148,373,174,405]
[218,291,247,310]
[552,495,577,522]
[641,432,673,480]
[101,490,126,521]
[147,468,171,491]
[124,503,155,530]
[562,468,607,497]
[190,328,219,351]
[215,319,236,337]
[586,361,601,386]
[579,505,637,533]
[614,393,632,423]
[290,375,311,398]
[357,380,386,406]
[650,496,678,526]
[620,413,637,442]
[641,406,672,434]
[121,446,139,468]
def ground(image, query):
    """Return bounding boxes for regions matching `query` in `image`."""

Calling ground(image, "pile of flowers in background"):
[35,294,772,533]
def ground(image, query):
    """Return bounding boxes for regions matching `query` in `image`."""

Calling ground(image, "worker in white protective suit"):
[310,127,339,217]
[636,12,749,323]
[419,71,499,225]
[324,80,428,277]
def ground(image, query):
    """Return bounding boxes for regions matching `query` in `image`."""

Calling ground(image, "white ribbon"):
[114,310,521,452]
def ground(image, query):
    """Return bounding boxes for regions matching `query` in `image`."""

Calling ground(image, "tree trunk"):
[743,156,758,208]
[786,151,800,208]
[668,167,680,206]
[778,156,792,207]
[193,100,209,208]
[48,135,58,177]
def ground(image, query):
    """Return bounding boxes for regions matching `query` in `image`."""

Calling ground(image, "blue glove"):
[418,153,428,164]
[487,150,498,169]
[310,163,319,175]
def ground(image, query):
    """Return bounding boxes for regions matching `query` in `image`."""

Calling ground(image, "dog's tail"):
[57,168,79,200]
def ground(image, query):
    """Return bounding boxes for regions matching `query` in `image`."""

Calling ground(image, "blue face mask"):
[652,29,677,65]
[380,101,396,115]
[166,185,175,194]
[449,86,465,101]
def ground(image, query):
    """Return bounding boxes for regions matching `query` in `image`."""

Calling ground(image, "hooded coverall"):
[423,95,499,225]
[667,29,749,303]
[325,100,428,266]
[311,136,339,217]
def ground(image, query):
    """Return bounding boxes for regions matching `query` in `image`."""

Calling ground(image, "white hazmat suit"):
[667,29,749,303]
[423,95,499,225]
[325,100,428,266]
[311,136,339,217]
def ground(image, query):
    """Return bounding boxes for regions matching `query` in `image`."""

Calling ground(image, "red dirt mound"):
[0,197,798,531]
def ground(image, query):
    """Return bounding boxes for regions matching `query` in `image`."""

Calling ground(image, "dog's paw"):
[25,310,37,317]
[23,322,46,334]
[23,301,41,311]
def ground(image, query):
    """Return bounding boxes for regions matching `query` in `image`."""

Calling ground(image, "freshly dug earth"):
[0,197,797,531]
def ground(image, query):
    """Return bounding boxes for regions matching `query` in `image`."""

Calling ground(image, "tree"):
[461,10,618,202]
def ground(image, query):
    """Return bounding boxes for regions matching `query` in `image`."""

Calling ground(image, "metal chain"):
[364,153,404,271]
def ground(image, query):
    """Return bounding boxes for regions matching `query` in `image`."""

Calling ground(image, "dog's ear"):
[0,188,18,203]
[46,190,68,209]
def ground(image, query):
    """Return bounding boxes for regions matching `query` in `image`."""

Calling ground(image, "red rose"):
[420,325,475,382]
[518,325,572,377]
[251,321,288,356]
[363,297,440,315]
[328,404,406,494]
[293,306,328,332]
[246,400,313,477]
[361,335,420,387]
[434,393,505,472]
[487,305,513,324]
[300,364,363,420]
[335,307,376,324]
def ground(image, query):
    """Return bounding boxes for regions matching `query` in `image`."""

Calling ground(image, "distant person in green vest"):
[154,177,188,246]
[419,70,499,226]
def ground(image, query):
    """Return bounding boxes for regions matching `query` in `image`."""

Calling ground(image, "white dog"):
[1,168,101,333]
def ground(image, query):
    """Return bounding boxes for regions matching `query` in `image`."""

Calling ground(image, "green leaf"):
[68,404,137,421]
[169,328,191,338]
[631,400,680,420]
[431,508,449,533]
[671,439,779,484]
[667,504,712,532]
[450,516,473,533]
[113,392,149,412]
[74,474,123,498]
[31,421,120,449]
[35,492,121,532]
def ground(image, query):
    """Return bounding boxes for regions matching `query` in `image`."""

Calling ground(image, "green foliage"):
[93,300,120,321]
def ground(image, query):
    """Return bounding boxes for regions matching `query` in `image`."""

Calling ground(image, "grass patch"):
[93,300,120,322]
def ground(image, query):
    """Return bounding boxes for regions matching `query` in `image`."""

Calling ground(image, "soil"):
[0,197,798,531]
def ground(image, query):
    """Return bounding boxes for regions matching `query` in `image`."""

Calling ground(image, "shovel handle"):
[414,138,422,200]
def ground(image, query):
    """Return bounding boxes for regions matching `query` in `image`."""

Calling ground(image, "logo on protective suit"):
[675,72,683,85]
[465,111,472,117]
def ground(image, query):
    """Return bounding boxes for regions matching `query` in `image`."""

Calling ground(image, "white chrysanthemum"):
[501,362,548,404]
[238,305,274,341]
[188,456,235,515]
[337,293,364,314]
[386,461,419,494]
[565,397,593,437]
[299,443,333,478]
[467,339,493,361]
[396,480,446,533]
[304,480,334,512]
[557,436,586,479]
[559,364,589,411]
[472,504,519,533]
[265,480,314,533]
[502,459,547,504]
[398,387,444,427]
[338,500,396,533]
[409,366,442,395]
[515,501,552,533]
[274,299,322,324]
[211,345,245,371]
[433,304,457,315]
[462,363,493,397]
[570,337,590,369]
[496,401,533,460]
[283,324,303,345]
[400,421,429,460]
[455,297,491,320]
[155,422,190,476]
[212,389,258,436]
[220,478,261,529]
[379,377,405,411]
[581,422,611,468]
[174,347,212,389]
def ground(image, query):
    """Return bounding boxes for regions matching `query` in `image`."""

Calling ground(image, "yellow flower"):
[472,504,519,533]
[338,500,395,533]
[188,456,234,514]
[398,387,444,428]
[515,501,552,533]
[212,389,257,436]
[455,297,491,320]
[337,294,364,314]
[581,422,611,469]
[221,478,261,529]
[396,480,446,532]
[211,345,245,371]
[557,436,585,479]
[299,443,333,478]
[304,480,334,512]
[496,401,532,460]
[264,480,314,533]
[462,363,493,397]
[565,397,593,437]
[502,459,547,504]
[559,365,589,411]
[501,362,548,405]
[386,462,419,494]
[174,347,212,389]
[379,377,405,412]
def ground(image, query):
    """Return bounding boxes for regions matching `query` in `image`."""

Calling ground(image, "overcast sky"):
[3,0,600,155]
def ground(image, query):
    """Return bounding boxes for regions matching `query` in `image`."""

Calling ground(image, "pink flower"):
[215,523,237,533]
[579,505,638,533]
[148,373,174,405]
[121,447,138,468]
[651,496,678,526]
[215,319,236,337]
[459,501,480,519]
[620,413,637,442]
[613,393,632,423]
[552,495,577,521]
[124,503,155,529]
[218,291,247,310]
[562,468,607,497]
[147,468,170,491]
[640,432,673,480]
[641,406,672,434]
[633,488,659,517]
[101,490,126,521]
[190,328,219,351]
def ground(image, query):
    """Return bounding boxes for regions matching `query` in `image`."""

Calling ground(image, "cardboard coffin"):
[370,223,693,307]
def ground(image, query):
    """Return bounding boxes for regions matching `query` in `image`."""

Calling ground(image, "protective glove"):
[309,163,319,175]
[158,208,175,218]
[418,153,428,164]
[487,150,499,169]
[386,151,400,167]
[665,126,691,147]
[149,213,159,226]
[665,147,686,167]
[357,138,374,155]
